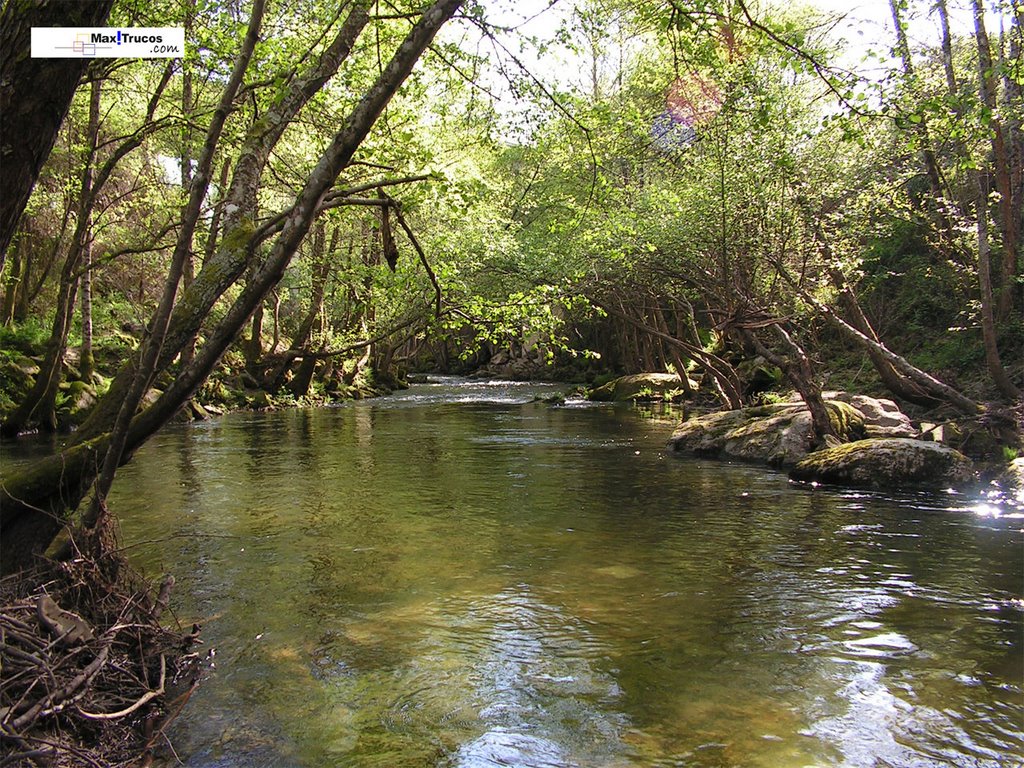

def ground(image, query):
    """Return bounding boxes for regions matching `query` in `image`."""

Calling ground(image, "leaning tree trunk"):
[77,0,268,557]
[770,242,987,417]
[741,324,836,443]
[808,295,984,416]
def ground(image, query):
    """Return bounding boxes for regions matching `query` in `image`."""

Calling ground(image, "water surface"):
[108,378,1023,767]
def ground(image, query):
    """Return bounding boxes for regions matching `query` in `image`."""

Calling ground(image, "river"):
[102,377,1022,767]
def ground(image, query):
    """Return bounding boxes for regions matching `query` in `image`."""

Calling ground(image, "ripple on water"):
[90,387,1023,768]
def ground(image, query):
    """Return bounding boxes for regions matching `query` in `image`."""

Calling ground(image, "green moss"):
[825,400,865,440]
[221,219,257,253]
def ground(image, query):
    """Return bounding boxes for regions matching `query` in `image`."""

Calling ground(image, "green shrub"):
[0,318,50,356]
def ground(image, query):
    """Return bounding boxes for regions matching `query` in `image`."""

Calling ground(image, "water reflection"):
[99,379,1023,767]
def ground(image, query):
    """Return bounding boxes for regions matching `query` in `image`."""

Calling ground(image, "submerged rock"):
[589,373,694,402]
[790,438,974,490]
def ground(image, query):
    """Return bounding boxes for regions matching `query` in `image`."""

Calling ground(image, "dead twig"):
[77,654,165,720]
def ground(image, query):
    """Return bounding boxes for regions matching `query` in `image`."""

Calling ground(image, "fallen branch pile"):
[0,555,200,767]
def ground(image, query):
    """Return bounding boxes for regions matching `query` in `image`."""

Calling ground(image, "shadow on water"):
[89,378,1023,767]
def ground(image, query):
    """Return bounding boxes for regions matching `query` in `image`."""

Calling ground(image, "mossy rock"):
[668,404,813,467]
[247,389,273,410]
[669,393,918,469]
[589,373,693,402]
[790,438,974,490]
[56,381,99,427]
[0,355,39,405]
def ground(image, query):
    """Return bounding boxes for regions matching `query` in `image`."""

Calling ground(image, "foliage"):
[1,0,1019,428]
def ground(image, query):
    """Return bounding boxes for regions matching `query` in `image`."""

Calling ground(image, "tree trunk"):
[821,256,940,406]
[179,0,197,370]
[653,303,693,395]
[976,172,1021,399]
[1002,11,1023,317]
[131,0,464,435]
[971,0,1020,319]
[79,225,94,382]
[1,435,109,573]
[2,232,25,325]
[246,302,264,375]
[743,325,836,442]
[934,0,958,96]
[813,296,983,416]
[0,0,115,266]
[3,0,465,573]
[78,0,269,545]
[888,0,950,229]
[287,225,334,396]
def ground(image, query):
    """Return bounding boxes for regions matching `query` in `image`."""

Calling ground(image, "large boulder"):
[790,438,974,490]
[0,354,39,409]
[589,373,694,403]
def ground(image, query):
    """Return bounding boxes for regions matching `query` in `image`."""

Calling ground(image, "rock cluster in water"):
[666,391,976,491]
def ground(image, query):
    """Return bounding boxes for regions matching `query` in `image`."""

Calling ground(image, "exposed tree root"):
[0,552,201,767]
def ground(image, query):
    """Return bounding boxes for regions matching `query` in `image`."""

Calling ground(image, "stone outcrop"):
[823,391,915,438]
[789,438,974,489]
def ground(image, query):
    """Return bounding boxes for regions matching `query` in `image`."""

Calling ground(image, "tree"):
[1,0,466,575]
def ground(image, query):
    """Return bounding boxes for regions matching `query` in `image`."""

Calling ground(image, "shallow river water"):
[104,378,1022,767]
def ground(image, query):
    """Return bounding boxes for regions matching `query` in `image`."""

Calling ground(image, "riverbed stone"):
[789,438,974,490]
[589,373,694,402]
